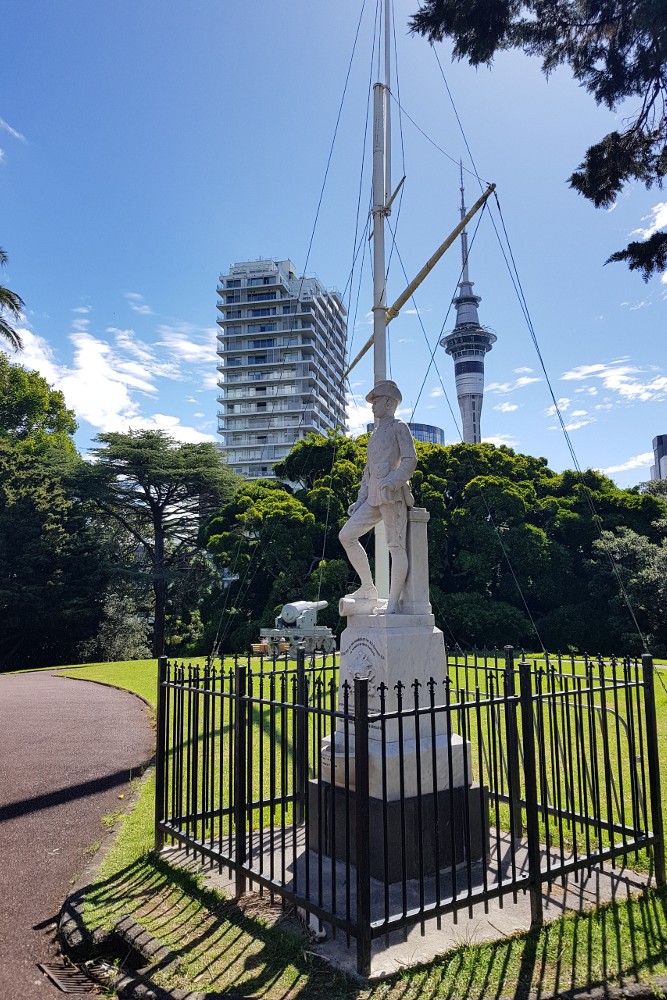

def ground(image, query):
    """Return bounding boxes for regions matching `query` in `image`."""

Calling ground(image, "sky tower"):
[440,171,496,444]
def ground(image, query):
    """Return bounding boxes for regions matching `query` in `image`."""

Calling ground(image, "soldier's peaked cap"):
[365,379,402,404]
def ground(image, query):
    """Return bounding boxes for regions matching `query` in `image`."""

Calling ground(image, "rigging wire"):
[387,90,489,183]
[385,213,547,652]
[215,7,380,646]
[493,194,650,650]
[429,45,650,652]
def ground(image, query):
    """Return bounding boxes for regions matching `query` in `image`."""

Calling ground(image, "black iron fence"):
[154,649,664,976]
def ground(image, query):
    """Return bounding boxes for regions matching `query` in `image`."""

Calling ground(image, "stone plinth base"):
[337,613,448,727]
[308,779,488,882]
[320,732,472,799]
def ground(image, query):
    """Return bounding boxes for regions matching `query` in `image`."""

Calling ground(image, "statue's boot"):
[347,584,378,602]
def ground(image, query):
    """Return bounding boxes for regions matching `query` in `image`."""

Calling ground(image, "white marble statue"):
[339,380,418,614]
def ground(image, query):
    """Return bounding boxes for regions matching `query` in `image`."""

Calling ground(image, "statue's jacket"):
[358,417,417,508]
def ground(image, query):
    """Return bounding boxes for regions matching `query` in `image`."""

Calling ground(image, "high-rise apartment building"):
[216,259,347,478]
[440,176,496,444]
[650,434,667,480]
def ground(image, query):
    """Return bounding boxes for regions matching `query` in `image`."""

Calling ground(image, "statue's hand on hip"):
[379,478,403,504]
[347,500,362,516]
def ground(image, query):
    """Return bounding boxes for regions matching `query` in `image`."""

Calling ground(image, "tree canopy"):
[0,355,102,667]
[206,433,667,656]
[409,0,667,279]
[80,430,239,656]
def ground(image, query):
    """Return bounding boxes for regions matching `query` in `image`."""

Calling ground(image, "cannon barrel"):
[280,600,328,624]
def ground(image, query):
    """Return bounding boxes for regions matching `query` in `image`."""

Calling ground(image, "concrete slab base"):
[162,830,652,981]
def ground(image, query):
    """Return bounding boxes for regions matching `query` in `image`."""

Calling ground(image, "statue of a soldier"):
[339,380,418,614]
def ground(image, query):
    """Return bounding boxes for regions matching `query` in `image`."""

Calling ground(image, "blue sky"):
[1,0,665,486]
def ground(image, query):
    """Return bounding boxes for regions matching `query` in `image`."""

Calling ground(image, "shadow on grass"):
[80,854,667,1000]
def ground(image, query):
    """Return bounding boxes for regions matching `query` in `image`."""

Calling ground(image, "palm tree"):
[0,247,24,351]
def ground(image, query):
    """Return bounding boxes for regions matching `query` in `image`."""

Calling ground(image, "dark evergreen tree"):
[80,430,239,657]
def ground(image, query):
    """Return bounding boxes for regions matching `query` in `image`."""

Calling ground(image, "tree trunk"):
[152,519,166,657]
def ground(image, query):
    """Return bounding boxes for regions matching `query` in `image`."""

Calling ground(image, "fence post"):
[519,659,543,929]
[642,654,666,885]
[504,645,522,841]
[354,676,372,977]
[234,662,247,897]
[154,655,168,852]
[295,644,307,825]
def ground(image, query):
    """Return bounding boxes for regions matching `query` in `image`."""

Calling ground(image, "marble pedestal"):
[310,508,487,881]
[322,610,470,799]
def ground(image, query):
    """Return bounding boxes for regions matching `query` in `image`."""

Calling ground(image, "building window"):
[227,279,241,288]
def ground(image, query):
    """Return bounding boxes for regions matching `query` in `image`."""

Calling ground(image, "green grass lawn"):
[55,655,667,998]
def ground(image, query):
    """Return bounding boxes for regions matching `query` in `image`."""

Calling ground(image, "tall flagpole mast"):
[372,0,391,383]
[372,0,392,598]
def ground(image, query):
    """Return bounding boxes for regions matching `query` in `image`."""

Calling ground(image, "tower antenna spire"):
[459,161,470,284]
[441,164,496,444]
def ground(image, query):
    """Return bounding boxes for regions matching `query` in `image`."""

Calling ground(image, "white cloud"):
[563,417,595,431]
[6,321,217,445]
[486,375,541,394]
[601,452,654,475]
[346,392,373,437]
[70,306,91,334]
[429,386,443,398]
[0,117,26,142]
[125,413,216,443]
[124,292,154,316]
[513,367,533,374]
[571,409,588,417]
[544,397,571,417]
[562,359,667,403]
[482,433,519,448]
[631,202,667,240]
[10,327,62,386]
[494,401,518,413]
[157,322,218,364]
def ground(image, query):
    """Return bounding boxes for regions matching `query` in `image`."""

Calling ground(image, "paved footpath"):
[0,671,154,999]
